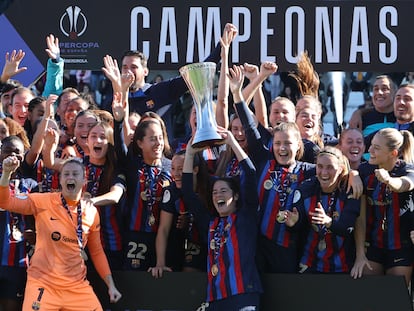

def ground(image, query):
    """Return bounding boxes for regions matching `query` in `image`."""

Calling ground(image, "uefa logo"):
[60,6,87,40]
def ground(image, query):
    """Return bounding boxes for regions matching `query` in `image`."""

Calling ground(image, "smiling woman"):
[182,129,262,310]
[291,146,360,274]
[351,128,414,286]
[0,157,122,310]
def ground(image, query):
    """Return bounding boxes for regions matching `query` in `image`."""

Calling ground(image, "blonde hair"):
[376,128,414,164]
[317,146,350,189]
[272,122,304,160]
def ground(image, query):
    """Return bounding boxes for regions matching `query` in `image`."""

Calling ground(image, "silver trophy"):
[179,62,224,148]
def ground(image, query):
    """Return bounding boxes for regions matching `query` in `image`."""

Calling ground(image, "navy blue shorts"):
[366,245,414,269]
[256,235,298,273]
[0,266,26,301]
[123,231,156,271]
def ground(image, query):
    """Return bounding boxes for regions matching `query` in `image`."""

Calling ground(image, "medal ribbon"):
[212,218,228,264]
[86,160,103,196]
[380,183,391,231]
[273,167,290,211]
[315,190,338,241]
[142,164,162,224]
[61,195,85,258]
[75,143,85,157]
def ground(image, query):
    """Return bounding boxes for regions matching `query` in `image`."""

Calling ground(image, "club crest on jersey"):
[146,100,155,109]
[162,189,171,203]
[32,301,40,310]
[292,190,301,204]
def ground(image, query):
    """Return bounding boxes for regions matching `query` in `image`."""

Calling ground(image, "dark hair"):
[213,177,240,195]
[56,87,80,107]
[121,50,148,68]
[131,119,162,157]
[74,109,100,127]
[87,121,117,195]
[80,92,98,110]
[0,79,22,94]
[210,177,240,213]
[375,75,397,93]
[28,96,46,112]
[140,112,172,158]
[398,83,414,91]
[1,135,23,150]
[67,97,90,112]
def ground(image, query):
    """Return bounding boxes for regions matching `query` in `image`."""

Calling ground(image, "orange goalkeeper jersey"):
[0,186,111,289]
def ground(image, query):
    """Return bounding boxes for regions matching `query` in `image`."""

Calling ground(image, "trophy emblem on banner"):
[179,62,224,148]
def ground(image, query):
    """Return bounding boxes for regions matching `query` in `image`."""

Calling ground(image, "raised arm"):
[120,70,134,145]
[0,156,19,187]
[252,62,277,128]
[230,65,265,165]
[0,50,27,83]
[42,34,64,97]
[102,55,123,93]
[112,91,129,162]
[215,23,237,129]
[25,95,57,166]
[182,142,210,237]
[41,127,65,171]
[240,62,277,128]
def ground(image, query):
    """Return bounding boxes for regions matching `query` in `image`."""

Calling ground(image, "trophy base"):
[192,138,225,149]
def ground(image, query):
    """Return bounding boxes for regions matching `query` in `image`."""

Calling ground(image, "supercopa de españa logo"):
[60,6,87,39]
[58,5,99,64]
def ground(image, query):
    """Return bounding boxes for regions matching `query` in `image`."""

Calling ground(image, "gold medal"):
[211,264,219,276]
[210,239,215,250]
[263,179,273,190]
[141,191,147,201]
[80,248,88,261]
[318,239,326,251]
[276,211,286,223]
[148,213,156,226]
